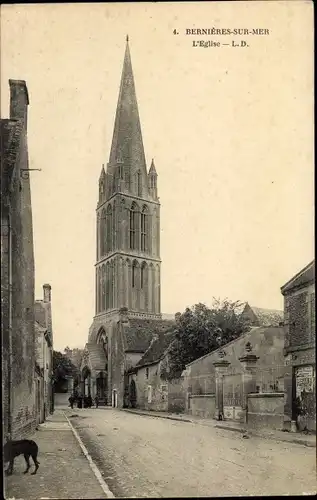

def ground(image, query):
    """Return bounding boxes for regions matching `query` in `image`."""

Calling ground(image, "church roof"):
[281,261,315,294]
[108,38,147,176]
[136,330,176,368]
[85,343,107,371]
[124,318,175,353]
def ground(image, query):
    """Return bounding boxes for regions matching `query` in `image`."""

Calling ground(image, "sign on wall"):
[295,365,314,396]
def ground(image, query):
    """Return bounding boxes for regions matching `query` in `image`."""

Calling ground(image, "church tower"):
[95,37,161,319]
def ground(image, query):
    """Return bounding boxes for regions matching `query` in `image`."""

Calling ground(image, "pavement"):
[4,409,107,500]
[120,407,317,448]
[67,407,317,498]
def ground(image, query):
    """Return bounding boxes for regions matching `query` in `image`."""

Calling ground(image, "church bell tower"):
[95,37,161,319]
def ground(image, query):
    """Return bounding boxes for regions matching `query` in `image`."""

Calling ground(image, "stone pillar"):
[213,350,231,420]
[239,342,259,425]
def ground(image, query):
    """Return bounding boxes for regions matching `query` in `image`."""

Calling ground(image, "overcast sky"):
[1,2,313,351]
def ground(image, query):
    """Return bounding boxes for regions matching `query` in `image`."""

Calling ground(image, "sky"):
[1,2,314,351]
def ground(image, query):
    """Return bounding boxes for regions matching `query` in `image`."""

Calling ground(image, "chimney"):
[9,79,29,129]
[43,283,51,303]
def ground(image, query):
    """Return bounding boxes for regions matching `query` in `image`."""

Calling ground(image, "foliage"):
[52,350,77,384]
[63,346,84,369]
[166,299,251,380]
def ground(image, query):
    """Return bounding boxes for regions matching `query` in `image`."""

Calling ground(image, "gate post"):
[239,342,259,424]
[213,350,230,420]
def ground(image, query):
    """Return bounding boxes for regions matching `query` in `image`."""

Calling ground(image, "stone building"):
[35,284,54,420]
[127,327,186,413]
[1,79,37,438]
[80,38,173,407]
[281,261,315,431]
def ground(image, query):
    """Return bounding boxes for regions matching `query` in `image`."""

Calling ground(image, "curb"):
[121,408,192,423]
[63,412,115,498]
[122,409,316,447]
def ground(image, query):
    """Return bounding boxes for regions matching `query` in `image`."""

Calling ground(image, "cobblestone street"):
[68,408,316,498]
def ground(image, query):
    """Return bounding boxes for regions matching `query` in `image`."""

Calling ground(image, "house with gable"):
[127,325,186,413]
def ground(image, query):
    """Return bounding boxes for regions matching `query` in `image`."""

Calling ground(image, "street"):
[68,408,316,498]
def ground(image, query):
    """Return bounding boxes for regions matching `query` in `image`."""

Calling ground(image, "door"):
[223,373,243,421]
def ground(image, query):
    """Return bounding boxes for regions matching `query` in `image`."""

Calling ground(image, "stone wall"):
[184,326,285,398]
[168,378,186,413]
[9,81,37,439]
[247,393,284,430]
[189,394,216,419]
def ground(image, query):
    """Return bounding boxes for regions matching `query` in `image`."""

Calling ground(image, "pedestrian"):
[88,395,93,408]
[68,395,74,409]
[94,395,99,409]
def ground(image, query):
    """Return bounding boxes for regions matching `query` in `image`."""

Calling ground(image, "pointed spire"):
[149,158,157,174]
[99,163,105,180]
[108,38,147,177]
[126,34,129,43]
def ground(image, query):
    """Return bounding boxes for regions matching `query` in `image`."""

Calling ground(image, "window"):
[140,209,147,252]
[147,385,152,403]
[132,262,136,288]
[106,205,112,253]
[118,165,123,180]
[141,264,144,289]
[146,367,149,379]
[129,205,136,250]
[137,171,142,196]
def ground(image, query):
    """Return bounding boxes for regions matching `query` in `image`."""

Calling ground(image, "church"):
[80,38,175,407]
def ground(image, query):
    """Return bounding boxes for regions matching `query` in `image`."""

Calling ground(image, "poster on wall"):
[295,366,314,397]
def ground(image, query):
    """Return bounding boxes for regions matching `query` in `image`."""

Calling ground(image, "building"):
[35,284,54,420]
[281,261,315,431]
[80,38,173,407]
[1,79,38,438]
[127,326,185,412]
[240,302,284,327]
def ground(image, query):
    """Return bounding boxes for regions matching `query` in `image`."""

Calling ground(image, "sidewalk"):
[4,410,107,500]
[121,408,316,448]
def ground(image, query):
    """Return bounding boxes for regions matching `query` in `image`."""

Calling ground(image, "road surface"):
[68,408,316,498]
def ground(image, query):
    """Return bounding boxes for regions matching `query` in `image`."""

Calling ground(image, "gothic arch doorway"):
[96,371,107,404]
[82,366,91,397]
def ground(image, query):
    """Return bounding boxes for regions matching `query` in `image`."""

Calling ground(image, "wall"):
[189,394,216,419]
[184,327,285,400]
[9,81,37,439]
[167,377,186,413]
[247,393,284,430]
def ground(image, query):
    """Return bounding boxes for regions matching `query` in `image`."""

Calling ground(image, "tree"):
[52,350,76,385]
[167,299,250,380]
[63,346,84,369]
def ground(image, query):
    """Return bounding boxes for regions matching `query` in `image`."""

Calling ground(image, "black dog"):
[4,439,40,476]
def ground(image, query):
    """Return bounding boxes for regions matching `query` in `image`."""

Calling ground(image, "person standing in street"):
[94,395,99,409]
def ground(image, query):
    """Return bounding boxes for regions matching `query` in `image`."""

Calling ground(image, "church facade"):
[80,38,175,408]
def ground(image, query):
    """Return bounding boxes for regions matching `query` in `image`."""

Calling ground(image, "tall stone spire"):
[108,37,147,178]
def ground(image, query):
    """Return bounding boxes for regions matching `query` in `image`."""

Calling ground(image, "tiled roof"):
[136,330,176,368]
[240,302,283,327]
[251,306,283,327]
[281,261,315,294]
[85,343,107,371]
[124,318,175,352]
